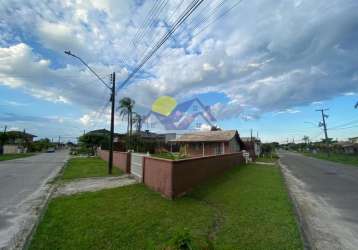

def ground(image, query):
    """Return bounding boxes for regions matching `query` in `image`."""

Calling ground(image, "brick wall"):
[97,149,130,173]
[143,152,245,199]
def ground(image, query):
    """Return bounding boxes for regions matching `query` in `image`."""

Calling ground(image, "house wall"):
[143,152,245,199]
[97,149,131,173]
[181,141,240,157]
[3,145,19,154]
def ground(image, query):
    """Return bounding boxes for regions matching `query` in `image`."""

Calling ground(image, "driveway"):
[0,150,69,249]
[278,151,358,250]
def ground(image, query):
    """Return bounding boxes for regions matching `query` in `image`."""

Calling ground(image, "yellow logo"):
[152,96,177,116]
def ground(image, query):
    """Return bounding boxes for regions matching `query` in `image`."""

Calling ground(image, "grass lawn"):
[256,155,279,163]
[0,153,36,161]
[304,151,358,167]
[61,157,123,180]
[30,164,303,249]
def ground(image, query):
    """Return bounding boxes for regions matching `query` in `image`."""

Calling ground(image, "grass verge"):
[30,164,303,250]
[61,157,123,181]
[0,153,36,161]
[304,152,358,167]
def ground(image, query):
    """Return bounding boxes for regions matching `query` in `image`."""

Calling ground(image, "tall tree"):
[133,112,143,133]
[118,97,135,135]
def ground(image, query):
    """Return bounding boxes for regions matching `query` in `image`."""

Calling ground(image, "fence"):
[97,149,245,199]
[143,152,245,198]
[97,149,131,173]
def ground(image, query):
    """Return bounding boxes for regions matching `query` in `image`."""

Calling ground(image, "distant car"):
[47,147,55,153]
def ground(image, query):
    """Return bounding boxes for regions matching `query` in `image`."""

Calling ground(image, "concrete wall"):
[143,157,174,197]
[97,149,130,173]
[98,149,245,199]
[3,145,20,154]
[143,152,245,199]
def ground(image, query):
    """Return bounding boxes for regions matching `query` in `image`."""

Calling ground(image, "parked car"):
[47,147,55,153]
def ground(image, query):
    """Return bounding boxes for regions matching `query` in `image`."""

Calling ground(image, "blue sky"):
[0,0,358,143]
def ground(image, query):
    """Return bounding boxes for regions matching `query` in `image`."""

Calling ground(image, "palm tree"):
[132,112,143,133]
[118,97,135,149]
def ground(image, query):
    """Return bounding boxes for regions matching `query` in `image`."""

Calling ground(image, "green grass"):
[304,151,358,167]
[0,153,36,161]
[31,164,302,249]
[61,157,123,180]
[256,155,279,163]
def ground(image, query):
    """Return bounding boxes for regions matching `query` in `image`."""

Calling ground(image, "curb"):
[277,159,312,250]
[12,154,71,250]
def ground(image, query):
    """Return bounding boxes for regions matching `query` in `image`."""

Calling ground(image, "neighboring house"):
[143,98,216,133]
[1,131,37,154]
[113,130,176,153]
[348,137,358,144]
[336,141,358,154]
[240,137,262,158]
[6,131,37,144]
[170,130,245,157]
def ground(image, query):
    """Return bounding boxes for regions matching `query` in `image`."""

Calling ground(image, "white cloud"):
[0,0,357,122]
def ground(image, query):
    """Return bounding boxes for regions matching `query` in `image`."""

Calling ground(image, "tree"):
[79,133,109,155]
[118,97,135,136]
[132,112,143,133]
[118,97,135,149]
[302,135,310,145]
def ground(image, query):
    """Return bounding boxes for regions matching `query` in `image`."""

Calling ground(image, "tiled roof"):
[172,130,238,142]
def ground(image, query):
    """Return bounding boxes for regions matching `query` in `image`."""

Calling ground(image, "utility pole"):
[250,129,253,141]
[316,109,329,141]
[3,125,7,133]
[108,72,115,175]
[316,108,330,156]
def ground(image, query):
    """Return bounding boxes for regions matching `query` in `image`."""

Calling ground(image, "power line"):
[135,0,169,51]
[117,0,206,91]
[190,0,244,39]
[132,0,165,49]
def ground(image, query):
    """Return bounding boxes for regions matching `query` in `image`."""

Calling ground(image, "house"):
[6,131,37,144]
[337,141,358,154]
[113,130,176,153]
[143,98,216,133]
[1,131,37,154]
[240,137,262,158]
[348,137,358,144]
[170,130,245,157]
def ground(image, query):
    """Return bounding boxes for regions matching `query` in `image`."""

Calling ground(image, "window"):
[193,104,198,112]
[196,122,201,128]
[151,122,156,128]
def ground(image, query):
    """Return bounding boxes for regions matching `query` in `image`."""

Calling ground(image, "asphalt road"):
[0,150,69,249]
[278,151,358,250]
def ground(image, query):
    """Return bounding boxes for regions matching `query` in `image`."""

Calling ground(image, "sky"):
[0,0,358,143]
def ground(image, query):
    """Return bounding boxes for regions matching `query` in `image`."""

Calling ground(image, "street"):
[0,151,69,249]
[279,151,358,250]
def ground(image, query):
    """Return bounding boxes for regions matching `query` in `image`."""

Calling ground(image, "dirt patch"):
[54,175,137,197]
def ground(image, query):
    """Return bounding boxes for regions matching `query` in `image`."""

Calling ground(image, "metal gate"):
[130,153,146,180]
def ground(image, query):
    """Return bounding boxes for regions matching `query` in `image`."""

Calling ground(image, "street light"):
[64,50,116,174]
